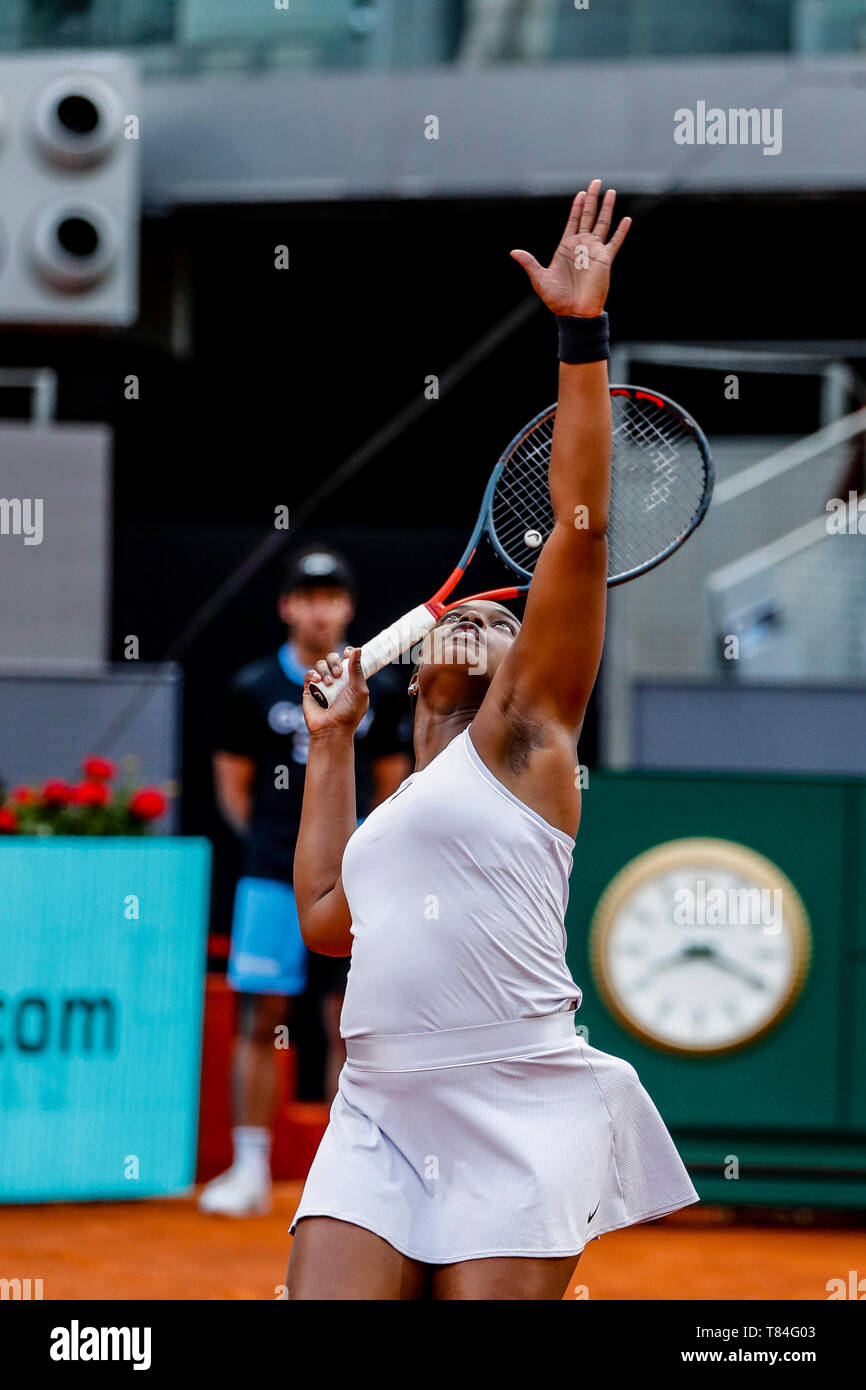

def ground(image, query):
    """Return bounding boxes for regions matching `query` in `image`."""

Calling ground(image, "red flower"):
[75,781,111,806]
[10,785,38,805]
[42,779,75,806]
[0,807,17,833]
[82,755,116,781]
[128,788,167,821]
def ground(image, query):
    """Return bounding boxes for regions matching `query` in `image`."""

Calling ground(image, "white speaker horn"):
[33,73,124,171]
[30,198,120,293]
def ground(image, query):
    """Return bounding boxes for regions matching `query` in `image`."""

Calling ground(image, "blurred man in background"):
[200,546,412,1216]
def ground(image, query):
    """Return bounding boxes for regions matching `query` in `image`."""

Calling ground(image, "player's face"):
[414,601,520,702]
[280,586,354,654]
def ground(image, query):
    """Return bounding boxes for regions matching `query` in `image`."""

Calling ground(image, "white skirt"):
[290,1013,699,1263]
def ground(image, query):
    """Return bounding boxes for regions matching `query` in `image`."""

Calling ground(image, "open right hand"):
[510,179,630,320]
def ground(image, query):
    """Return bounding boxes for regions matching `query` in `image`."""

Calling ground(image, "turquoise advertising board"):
[0,839,211,1202]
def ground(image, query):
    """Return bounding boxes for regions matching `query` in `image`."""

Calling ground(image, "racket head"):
[483,387,714,588]
[606,386,714,586]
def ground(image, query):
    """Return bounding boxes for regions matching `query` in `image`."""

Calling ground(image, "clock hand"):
[630,948,695,990]
[704,952,769,991]
[631,941,768,993]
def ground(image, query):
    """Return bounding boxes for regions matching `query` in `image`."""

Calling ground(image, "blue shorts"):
[227,876,308,996]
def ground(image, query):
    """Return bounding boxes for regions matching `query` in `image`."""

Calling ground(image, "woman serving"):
[287,181,698,1300]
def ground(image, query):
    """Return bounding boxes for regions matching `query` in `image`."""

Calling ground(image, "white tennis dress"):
[290,727,698,1262]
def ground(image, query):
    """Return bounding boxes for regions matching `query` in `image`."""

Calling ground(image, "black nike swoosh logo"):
[587,1200,601,1224]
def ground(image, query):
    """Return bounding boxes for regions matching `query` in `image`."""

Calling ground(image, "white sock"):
[231,1126,272,1182]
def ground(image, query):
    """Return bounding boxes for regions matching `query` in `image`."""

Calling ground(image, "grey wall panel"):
[634,680,866,775]
[0,421,110,664]
[0,664,182,830]
[141,55,866,206]
[600,431,850,767]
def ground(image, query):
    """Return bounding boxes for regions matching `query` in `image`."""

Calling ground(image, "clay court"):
[2,1192,861,1301]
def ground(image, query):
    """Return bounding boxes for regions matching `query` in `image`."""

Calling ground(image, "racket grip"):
[309,604,437,709]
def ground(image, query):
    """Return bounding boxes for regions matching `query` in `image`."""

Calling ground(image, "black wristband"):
[556,311,609,364]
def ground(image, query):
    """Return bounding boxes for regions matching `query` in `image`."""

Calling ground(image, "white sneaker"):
[198,1165,272,1216]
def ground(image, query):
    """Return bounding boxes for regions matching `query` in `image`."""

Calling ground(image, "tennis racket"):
[309,384,713,708]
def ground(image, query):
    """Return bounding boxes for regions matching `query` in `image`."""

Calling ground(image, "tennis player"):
[287,181,699,1299]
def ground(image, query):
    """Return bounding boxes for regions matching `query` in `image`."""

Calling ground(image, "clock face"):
[589,839,811,1056]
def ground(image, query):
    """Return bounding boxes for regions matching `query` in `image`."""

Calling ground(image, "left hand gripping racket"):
[310,385,713,708]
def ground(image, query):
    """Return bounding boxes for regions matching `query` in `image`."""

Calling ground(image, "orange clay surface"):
[1,1188,861,1300]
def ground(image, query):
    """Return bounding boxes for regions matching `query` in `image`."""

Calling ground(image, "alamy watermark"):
[0,497,43,545]
[406,626,492,676]
[1,1277,43,1299]
[674,880,783,934]
[674,102,782,157]
[826,492,866,534]
[50,1321,151,1370]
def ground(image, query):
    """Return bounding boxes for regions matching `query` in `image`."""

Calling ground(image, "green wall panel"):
[840,787,865,1127]
[852,787,866,952]
[847,961,866,1129]
[564,773,849,1131]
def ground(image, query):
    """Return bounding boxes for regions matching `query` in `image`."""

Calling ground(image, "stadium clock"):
[588,838,812,1056]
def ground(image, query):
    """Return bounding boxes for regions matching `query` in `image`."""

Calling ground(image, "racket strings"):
[489,397,708,582]
[609,402,705,577]
[491,418,556,572]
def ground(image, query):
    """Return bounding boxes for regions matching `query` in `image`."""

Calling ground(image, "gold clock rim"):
[588,837,813,1058]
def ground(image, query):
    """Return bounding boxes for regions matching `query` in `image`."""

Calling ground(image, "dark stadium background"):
[2,193,863,954]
